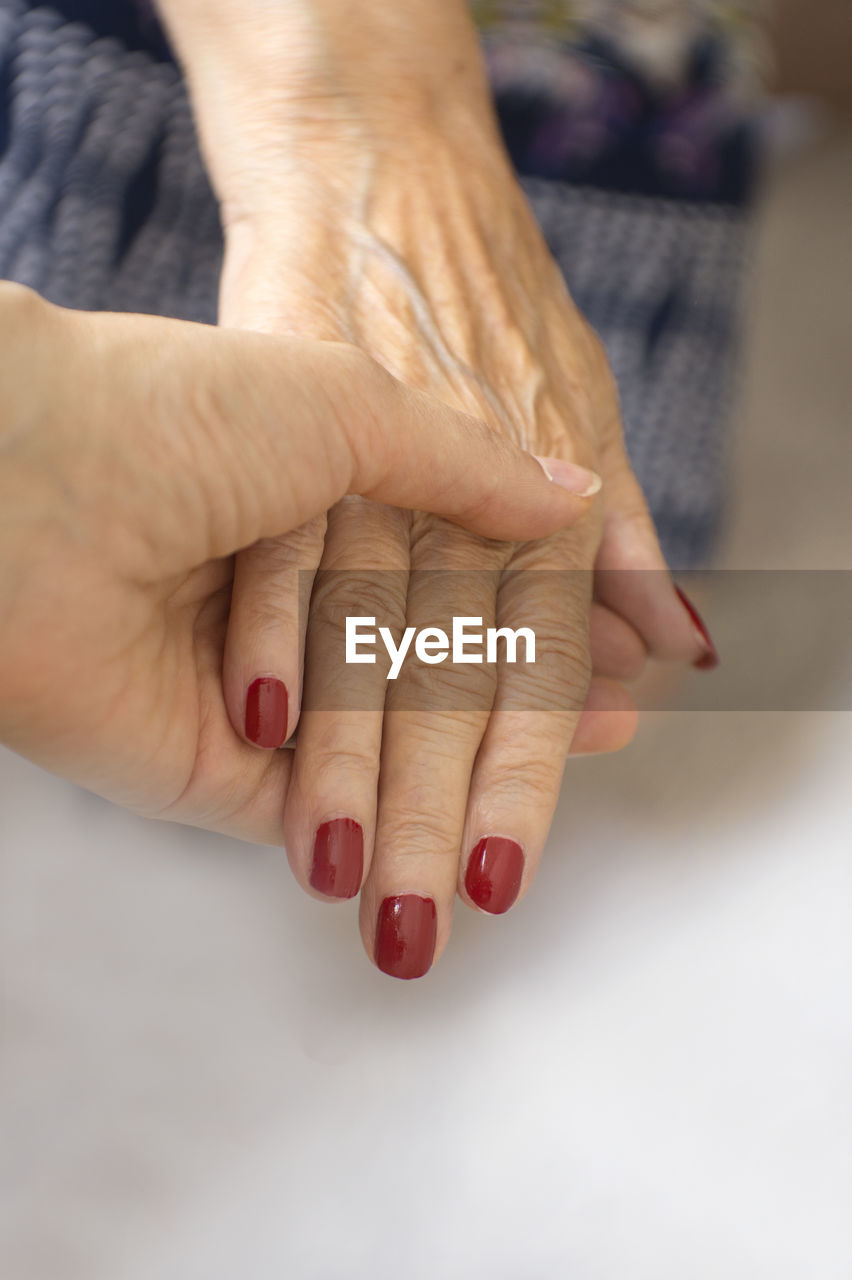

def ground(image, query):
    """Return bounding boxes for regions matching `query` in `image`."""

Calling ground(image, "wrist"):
[155,0,487,103]
[154,0,501,215]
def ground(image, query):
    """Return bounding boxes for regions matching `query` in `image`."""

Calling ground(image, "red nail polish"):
[310,818,364,899]
[675,587,719,671]
[245,677,288,748]
[465,837,525,914]
[375,895,437,980]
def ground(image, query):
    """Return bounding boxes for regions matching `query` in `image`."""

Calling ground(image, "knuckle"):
[393,657,497,713]
[540,626,593,685]
[503,629,591,712]
[378,810,460,860]
[310,570,406,634]
[327,495,409,552]
[236,540,321,630]
[304,738,379,785]
[385,711,488,764]
[271,514,328,560]
[323,509,409,571]
[240,515,326,574]
[239,585,299,634]
[486,751,563,802]
[506,524,595,571]
[410,515,510,568]
[504,667,589,715]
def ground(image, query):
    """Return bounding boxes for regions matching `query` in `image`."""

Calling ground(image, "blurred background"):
[1,5,851,1278]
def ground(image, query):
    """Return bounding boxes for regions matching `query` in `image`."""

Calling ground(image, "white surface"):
[2,131,852,1280]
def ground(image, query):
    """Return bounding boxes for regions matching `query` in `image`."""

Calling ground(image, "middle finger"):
[359,521,509,979]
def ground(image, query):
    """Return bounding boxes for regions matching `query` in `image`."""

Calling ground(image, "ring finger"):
[459,527,596,916]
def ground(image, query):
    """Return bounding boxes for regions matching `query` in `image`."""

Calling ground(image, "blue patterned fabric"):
[0,0,756,566]
[475,1,763,205]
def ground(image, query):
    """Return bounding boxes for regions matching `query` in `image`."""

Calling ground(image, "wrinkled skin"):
[217,129,701,970]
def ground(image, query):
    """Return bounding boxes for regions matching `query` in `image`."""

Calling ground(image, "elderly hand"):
[158,0,717,977]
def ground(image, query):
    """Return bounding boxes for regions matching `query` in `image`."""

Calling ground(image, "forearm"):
[153,0,501,217]
[155,0,484,88]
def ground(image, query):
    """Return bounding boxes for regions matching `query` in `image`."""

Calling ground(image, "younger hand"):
[0,284,597,832]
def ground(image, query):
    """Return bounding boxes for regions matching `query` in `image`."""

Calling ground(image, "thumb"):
[62,306,601,568]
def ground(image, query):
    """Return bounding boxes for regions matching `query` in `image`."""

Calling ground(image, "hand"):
[159,0,717,977]
[0,284,596,828]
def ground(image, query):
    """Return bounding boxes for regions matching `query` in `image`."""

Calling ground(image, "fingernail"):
[533,454,602,498]
[310,818,364,899]
[465,836,525,915]
[675,586,719,671]
[375,895,437,980]
[245,676,289,747]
